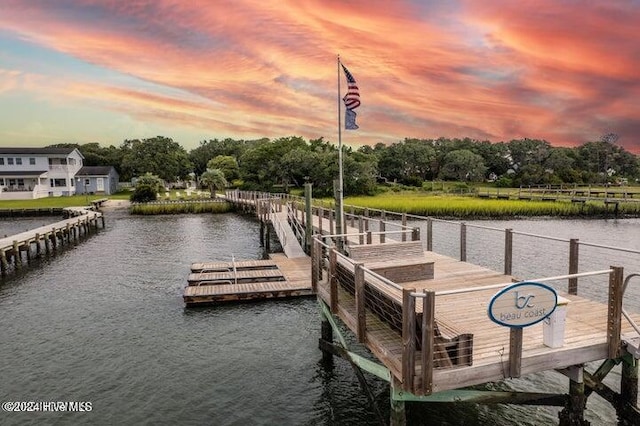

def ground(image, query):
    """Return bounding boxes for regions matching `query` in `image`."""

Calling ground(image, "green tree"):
[120,136,192,182]
[200,169,227,198]
[207,155,240,182]
[438,149,486,181]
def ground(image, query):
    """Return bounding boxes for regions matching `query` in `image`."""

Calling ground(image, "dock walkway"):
[0,208,104,275]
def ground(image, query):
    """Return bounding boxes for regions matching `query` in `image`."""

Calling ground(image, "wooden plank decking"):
[317,248,640,393]
[191,259,277,273]
[183,254,312,305]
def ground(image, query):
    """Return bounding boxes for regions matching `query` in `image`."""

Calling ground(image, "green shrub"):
[130,184,157,203]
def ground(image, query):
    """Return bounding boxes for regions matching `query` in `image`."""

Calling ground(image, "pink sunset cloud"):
[0,0,638,153]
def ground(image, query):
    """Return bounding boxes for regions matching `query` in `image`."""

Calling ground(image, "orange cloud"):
[0,0,637,153]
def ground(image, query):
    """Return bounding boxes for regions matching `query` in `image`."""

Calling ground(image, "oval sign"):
[488,282,558,328]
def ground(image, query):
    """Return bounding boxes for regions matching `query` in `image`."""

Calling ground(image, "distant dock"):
[0,207,104,276]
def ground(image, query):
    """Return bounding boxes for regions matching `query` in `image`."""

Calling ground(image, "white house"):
[0,147,84,199]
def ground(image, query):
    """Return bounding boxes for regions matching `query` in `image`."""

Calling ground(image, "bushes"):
[130,184,157,203]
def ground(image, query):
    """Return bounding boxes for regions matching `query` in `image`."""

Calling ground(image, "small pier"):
[183,254,313,306]
[0,207,104,276]
[217,189,640,425]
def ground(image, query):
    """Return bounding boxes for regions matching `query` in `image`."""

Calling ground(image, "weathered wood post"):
[411,227,420,242]
[607,266,624,359]
[402,288,416,392]
[259,222,265,246]
[311,238,319,292]
[379,220,386,244]
[35,233,41,256]
[1,250,8,275]
[350,206,355,228]
[460,223,467,261]
[358,217,364,245]
[354,263,366,343]
[318,207,323,236]
[51,228,58,250]
[44,232,50,254]
[421,290,436,395]
[304,183,313,253]
[620,354,639,422]
[390,378,406,426]
[558,366,588,426]
[401,213,407,242]
[320,305,333,364]
[426,218,433,251]
[504,228,513,275]
[509,328,523,378]
[568,239,579,295]
[329,209,334,236]
[329,249,338,314]
[13,241,21,269]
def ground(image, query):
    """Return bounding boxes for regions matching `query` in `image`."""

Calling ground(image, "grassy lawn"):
[0,193,129,209]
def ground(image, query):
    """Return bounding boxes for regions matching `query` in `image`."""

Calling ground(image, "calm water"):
[0,211,638,425]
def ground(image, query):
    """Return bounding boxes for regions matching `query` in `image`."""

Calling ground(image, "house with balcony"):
[0,147,84,199]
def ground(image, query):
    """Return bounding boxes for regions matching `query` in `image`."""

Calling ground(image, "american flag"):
[341,63,360,129]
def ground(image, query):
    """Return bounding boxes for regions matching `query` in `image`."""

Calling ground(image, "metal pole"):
[336,55,344,251]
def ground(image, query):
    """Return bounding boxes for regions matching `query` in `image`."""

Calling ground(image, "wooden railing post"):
[426,218,433,251]
[311,239,319,293]
[421,290,435,395]
[354,263,366,343]
[504,228,513,276]
[358,216,364,245]
[329,249,338,314]
[411,227,420,242]
[318,207,323,235]
[329,210,334,236]
[350,206,355,227]
[401,213,407,242]
[379,220,386,244]
[366,231,372,245]
[402,288,416,392]
[509,328,523,378]
[568,239,579,295]
[460,223,467,261]
[607,266,624,359]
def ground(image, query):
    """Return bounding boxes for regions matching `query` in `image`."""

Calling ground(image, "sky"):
[0,0,639,154]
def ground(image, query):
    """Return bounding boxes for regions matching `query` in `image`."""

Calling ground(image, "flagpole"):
[336,55,344,249]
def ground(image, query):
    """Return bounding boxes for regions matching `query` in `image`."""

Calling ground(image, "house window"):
[29,158,36,165]
[50,178,66,187]
[17,179,24,187]
[85,178,90,185]
[9,179,16,186]
[7,158,14,165]
[71,179,74,187]
[16,158,22,165]
[0,158,4,165]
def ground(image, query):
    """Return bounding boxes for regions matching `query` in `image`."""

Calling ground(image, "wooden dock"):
[220,190,640,425]
[183,254,313,306]
[0,208,104,276]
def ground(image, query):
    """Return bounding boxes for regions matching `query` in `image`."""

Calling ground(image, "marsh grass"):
[341,192,640,218]
[130,201,232,215]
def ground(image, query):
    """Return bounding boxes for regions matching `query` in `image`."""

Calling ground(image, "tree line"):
[49,135,640,196]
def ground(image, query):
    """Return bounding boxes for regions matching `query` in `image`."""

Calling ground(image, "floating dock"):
[183,254,313,306]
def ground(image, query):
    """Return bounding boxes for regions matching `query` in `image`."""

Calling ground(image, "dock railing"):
[312,232,629,395]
